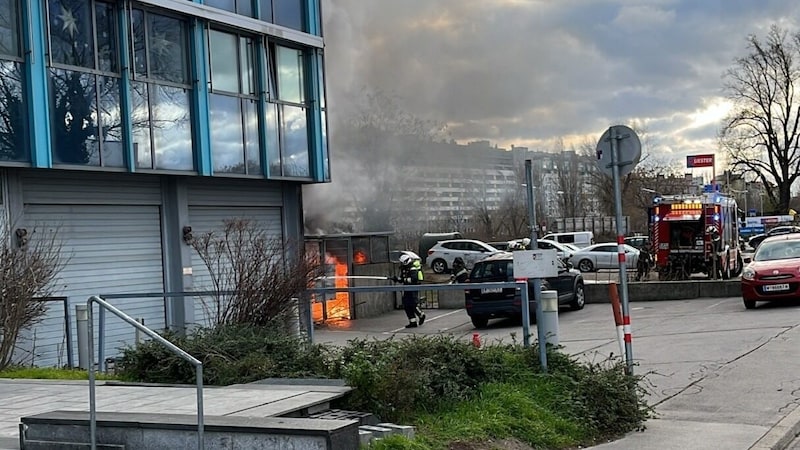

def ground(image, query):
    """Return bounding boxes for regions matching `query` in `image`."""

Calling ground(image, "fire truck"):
[649,191,744,280]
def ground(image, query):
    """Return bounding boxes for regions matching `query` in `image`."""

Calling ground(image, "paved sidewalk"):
[314,307,800,450]
[0,379,350,450]
[3,302,800,450]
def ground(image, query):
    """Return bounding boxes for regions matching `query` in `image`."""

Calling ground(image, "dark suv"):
[464,253,585,328]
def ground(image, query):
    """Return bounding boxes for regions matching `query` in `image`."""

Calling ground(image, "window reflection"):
[131,81,152,168]
[209,30,238,93]
[48,0,94,68]
[129,10,193,171]
[146,14,188,84]
[281,104,308,177]
[0,0,20,57]
[276,46,303,103]
[265,101,280,176]
[205,0,252,18]
[208,29,259,175]
[0,61,26,161]
[151,85,192,170]
[243,99,260,173]
[50,69,123,167]
[210,93,244,173]
[273,0,303,31]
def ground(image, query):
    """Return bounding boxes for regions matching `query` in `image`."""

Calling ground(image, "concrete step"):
[21,410,359,450]
[22,441,124,449]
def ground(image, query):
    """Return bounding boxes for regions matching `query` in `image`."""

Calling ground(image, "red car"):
[741,234,800,309]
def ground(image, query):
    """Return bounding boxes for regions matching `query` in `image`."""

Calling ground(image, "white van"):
[541,231,595,248]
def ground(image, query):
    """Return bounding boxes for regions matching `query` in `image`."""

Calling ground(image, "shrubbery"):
[117,325,651,447]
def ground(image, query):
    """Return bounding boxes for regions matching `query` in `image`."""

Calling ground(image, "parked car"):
[418,232,463,263]
[535,239,578,261]
[488,241,511,251]
[624,235,651,250]
[540,231,595,248]
[741,234,800,309]
[464,252,585,328]
[426,239,501,274]
[571,243,640,273]
[747,226,800,250]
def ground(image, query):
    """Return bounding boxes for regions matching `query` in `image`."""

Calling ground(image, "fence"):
[554,216,630,236]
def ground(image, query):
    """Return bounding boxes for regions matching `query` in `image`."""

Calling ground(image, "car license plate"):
[763,283,790,292]
[481,287,503,294]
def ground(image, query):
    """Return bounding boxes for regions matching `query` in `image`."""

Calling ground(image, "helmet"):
[453,257,465,267]
[521,238,531,248]
[399,254,413,266]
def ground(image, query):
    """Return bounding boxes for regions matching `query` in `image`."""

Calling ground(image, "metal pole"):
[87,302,96,450]
[64,298,74,368]
[610,127,634,375]
[76,304,90,370]
[525,159,547,373]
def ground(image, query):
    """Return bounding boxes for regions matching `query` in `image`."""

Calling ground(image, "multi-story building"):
[387,140,597,236]
[1,0,329,367]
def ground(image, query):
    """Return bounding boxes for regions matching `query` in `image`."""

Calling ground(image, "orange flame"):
[353,249,368,265]
[312,254,351,322]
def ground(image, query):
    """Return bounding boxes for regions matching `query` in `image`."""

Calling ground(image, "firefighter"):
[635,242,652,281]
[450,257,469,283]
[392,254,426,328]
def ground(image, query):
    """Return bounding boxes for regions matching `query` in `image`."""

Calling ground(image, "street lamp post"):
[731,189,747,220]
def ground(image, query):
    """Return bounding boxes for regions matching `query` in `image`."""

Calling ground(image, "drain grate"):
[308,409,378,426]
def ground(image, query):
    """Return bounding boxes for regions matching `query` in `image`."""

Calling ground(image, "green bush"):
[117,323,332,385]
[117,326,651,448]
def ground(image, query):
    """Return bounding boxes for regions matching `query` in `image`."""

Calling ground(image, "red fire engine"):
[649,191,744,280]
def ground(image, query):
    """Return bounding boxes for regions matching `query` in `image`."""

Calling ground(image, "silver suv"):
[426,239,501,274]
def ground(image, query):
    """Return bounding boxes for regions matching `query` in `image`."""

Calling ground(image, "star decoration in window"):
[57,6,78,38]
[149,31,173,58]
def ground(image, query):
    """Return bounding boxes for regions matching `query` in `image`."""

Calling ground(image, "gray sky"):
[321,0,800,171]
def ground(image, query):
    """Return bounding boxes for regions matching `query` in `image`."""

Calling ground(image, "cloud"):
[321,0,800,165]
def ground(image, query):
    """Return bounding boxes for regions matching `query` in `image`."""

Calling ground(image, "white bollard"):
[540,290,559,346]
[76,304,90,370]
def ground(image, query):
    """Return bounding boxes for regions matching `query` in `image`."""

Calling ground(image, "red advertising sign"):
[687,154,714,168]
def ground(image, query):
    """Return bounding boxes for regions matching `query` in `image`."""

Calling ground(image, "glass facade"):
[0,0,327,182]
[48,0,123,167]
[269,44,309,178]
[208,28,261,175]
[0,0,25,161]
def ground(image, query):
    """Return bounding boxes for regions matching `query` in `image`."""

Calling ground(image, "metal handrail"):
[96,290,239,371]
[86,295,204,450]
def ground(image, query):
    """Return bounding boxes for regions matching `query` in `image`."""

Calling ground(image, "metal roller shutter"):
[20,204,165,367]
[187,206,282,327]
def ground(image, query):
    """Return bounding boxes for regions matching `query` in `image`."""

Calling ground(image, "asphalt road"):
[315,295,800,449]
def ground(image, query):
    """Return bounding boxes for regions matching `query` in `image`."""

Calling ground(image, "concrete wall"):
[584,280,742,303]
[352,263,396,319]
[22,411,359,450]
[438,289,466,309]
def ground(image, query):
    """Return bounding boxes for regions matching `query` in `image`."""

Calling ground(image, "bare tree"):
[553,141,589,218]
[190,219,322,327]
[720,25,800,214]
[0,226,66,370]
[580,122,656,217]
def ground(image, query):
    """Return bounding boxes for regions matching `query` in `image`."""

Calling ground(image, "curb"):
[750,404,800,449]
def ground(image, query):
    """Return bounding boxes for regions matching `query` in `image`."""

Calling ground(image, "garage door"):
[21,204,165,367]
[188,206,282,327]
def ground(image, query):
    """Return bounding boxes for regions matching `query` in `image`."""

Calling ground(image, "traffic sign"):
[596,125,641,177]
[513,250,558,278]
